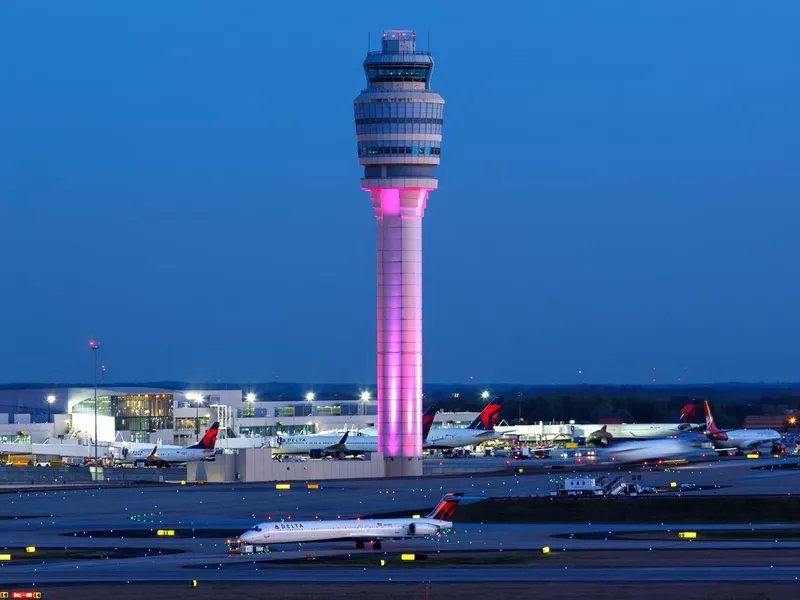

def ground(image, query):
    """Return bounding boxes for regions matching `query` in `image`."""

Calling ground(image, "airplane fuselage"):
[424,428,500,449]
[238,517,449,545]
[273,434,378,455]
[126,446,214,466]
[709,428,781,452]
[600,439,702,464]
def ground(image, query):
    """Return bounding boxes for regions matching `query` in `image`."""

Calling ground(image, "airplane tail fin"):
[338,430,349,445]
[677,400,700,423]
[422,406,438,442]
[703,401,719,432]
[426,492,464,521]
[148,446,158,457]
[188,422,220,450]
[468,397,503,430]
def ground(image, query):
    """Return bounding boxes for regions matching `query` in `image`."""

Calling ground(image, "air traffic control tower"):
[354,30,444,477]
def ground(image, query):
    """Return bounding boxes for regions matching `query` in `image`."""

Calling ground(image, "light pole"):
[360,391,371,416]
[47,395,56,424]
[481,390,490,401]
[246,393,256,417]
[89,340,99,465]
[305,392,315,433]
[187,394,205,442]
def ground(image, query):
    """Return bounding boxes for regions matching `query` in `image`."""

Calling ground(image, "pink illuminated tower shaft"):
[371,188,430,459]
[354,30,444,476]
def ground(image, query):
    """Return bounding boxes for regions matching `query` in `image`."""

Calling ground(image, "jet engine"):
[409,523,439,536]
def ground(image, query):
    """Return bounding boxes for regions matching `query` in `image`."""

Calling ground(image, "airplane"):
[234,492,463,551]
[703,400,783,456]
[584,401,703,447]
[600,438,706,465]
[424,397,504,449]
[274,406,438,458]
[124,422,219,468]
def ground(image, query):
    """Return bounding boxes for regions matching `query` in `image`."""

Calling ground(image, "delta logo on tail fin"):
[703,401,728,441]
[468,397,503,431]
[189,422,219,450]
[425,492,464,521]
[422,406,438,442]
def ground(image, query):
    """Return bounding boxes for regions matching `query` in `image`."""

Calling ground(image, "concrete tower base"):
[383,456,424,478]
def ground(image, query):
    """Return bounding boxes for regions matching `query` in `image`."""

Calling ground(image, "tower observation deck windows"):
[367,66,430,83]
[359,146,441,157]
[355,118,443,126]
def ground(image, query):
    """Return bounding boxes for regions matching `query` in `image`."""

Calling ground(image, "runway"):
[1,456,798,585]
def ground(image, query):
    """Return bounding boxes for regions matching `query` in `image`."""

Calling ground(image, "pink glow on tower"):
[369,187,431,457]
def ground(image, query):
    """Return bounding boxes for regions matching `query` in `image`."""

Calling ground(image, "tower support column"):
[371,187,429,476]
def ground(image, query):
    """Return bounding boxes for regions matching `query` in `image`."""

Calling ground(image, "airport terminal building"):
[0,386,479,445]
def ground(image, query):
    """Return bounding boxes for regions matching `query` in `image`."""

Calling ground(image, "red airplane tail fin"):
[426,493,464,521]
[189,422,219,450]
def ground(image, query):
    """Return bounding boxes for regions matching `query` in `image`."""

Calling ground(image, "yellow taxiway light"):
[401,554,416,561]
[25,546,36,553]
[157,529,175,537]
[678,532,697,539]
[412,514,421,519]
[0,554,10,561]
[541,546,550,554]
[307,483,319,490]
[192,580,197,588]
[180,480,186,485]
[276,483,291,490]
[379,559,386,567]
[516,468,524,474]
[746,454,760,459]
[670,482,677,488]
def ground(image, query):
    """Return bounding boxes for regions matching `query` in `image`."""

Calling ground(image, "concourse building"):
[0,386,478,447]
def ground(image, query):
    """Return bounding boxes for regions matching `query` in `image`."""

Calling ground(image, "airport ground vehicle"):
[554,476,638,497]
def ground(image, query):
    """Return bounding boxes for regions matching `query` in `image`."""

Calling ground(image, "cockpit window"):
[250,526,262,532]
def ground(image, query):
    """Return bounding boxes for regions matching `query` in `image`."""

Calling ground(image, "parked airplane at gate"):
[584,401,703,447]
[424,397,504,449]
[124,422,219,467]
[274,407,438,457]
[703,401,783,455]
[235,492,463,550]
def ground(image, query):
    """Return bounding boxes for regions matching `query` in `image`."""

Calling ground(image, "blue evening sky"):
[1,1,798,384]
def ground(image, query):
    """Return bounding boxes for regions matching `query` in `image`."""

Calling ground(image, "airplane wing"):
[325,431,349,452]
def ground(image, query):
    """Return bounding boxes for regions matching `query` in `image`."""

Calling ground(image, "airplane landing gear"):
[355,540,365,549]
[372,541,382,550]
